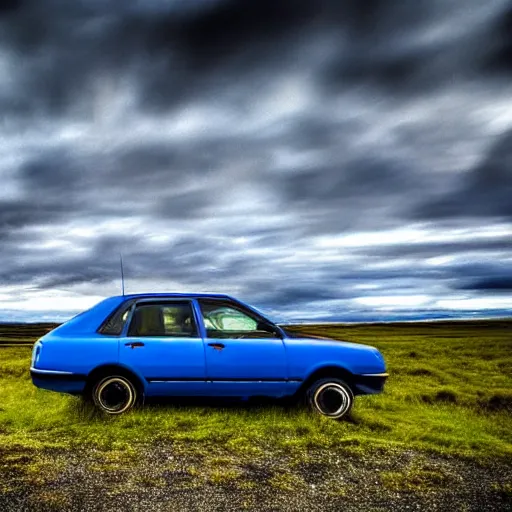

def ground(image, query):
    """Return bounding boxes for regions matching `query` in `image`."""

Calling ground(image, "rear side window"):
[128,302,197,338]
[98,299,136,335]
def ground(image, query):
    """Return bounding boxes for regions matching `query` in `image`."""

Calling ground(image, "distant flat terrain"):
[0,323,58,346]
[0,320,511,511]
[1,318,511,343]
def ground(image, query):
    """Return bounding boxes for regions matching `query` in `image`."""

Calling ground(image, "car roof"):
[45,293,274,337]
[46,293,239,337]
[113,292,236,301]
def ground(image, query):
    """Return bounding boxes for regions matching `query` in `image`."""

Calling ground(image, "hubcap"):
[314,383,350,417]
[97,378,133,413]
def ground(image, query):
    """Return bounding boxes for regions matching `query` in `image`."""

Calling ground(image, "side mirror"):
[257,322,281,337]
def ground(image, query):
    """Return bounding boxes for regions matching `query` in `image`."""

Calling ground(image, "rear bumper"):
[30,368,87,395]
[353,372,388,395]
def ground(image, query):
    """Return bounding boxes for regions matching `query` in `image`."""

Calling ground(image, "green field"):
[1,321,511,511]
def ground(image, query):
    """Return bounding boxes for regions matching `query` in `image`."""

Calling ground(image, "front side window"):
[128,302,197,337]
[199,300,278,339]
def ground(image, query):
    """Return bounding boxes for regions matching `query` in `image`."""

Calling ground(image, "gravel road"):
[1,444,511,512]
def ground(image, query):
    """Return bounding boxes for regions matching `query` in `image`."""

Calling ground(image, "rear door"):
[197,299,288,397]
[119,300,207,396]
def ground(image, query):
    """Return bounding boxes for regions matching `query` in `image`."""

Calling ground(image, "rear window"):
[98,299,136,335]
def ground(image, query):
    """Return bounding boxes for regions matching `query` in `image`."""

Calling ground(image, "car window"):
[98,299,136,335]
[206,307,258,331]
[128,302,197,337]
[198,301,277,339]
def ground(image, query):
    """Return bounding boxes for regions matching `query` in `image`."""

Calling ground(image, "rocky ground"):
[1,444,511,512]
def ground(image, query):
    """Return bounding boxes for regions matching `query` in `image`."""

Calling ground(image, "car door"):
[119,300,208,396]
[197,299,288,397]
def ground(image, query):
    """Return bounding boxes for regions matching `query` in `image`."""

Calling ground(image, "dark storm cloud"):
[3,1,506,117]
[417,129,512,220]
[0,0,312,116]
[0,0,21,14]
[460,278,512,292]
[449,262,512,280]
[1,0,512,320]
[163,0,315,63]
[483,5,512,74]
[278,154,425,234]
[0,232,209,287]
[320,2,512,93]
[452,261,512,293]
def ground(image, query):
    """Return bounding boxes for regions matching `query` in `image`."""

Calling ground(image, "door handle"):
[207,342,225,351]
[125,341,145,349]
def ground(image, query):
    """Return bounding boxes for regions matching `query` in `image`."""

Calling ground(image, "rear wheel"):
[91,375,137,415]
[306,378,354,420]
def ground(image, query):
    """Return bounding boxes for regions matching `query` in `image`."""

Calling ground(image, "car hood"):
[284,333,376,351]
[278,328,387,376]
[279,326,384,361]
[279,326,350,343]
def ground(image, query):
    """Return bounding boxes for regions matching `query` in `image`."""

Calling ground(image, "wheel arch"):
[85,363,146,397]
[296,364,355,397]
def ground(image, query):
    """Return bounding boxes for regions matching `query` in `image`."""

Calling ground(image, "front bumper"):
[353,372,388,395]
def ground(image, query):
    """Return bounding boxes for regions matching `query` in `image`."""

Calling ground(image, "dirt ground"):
[1,444,511,512]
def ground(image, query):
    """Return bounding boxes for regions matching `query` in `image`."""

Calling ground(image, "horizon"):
[0,299,510,325]
[2,311,512,325]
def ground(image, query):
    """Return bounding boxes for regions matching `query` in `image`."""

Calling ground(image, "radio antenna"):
[120,253,125,296]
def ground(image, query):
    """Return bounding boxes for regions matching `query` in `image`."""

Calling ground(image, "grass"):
[0,320,511,502]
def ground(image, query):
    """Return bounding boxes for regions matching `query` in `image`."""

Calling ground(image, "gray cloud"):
[417,129,512,219]
[0,0,511,321]
[459,278,512,292]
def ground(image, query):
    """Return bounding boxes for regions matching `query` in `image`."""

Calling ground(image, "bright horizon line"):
[1,311,511,325]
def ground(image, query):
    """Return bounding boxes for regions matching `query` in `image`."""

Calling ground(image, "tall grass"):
[0,322,511,460]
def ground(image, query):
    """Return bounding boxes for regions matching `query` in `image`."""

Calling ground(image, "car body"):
[30,293,388,418]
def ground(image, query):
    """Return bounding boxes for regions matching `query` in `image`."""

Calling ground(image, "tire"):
[306,378,354,420]
[91,375,138,415]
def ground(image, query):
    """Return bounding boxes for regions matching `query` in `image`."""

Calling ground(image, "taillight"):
[31,341,42,367]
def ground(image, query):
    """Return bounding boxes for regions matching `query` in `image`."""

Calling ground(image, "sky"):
[0,0,511,323]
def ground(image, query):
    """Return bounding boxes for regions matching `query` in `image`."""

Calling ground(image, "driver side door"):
[197,299,288,397]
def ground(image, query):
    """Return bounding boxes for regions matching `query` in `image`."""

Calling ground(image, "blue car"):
[30,293,388,419]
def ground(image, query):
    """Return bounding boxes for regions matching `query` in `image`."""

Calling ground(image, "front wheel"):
[306,378,354,420]
[91,375,138,415]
